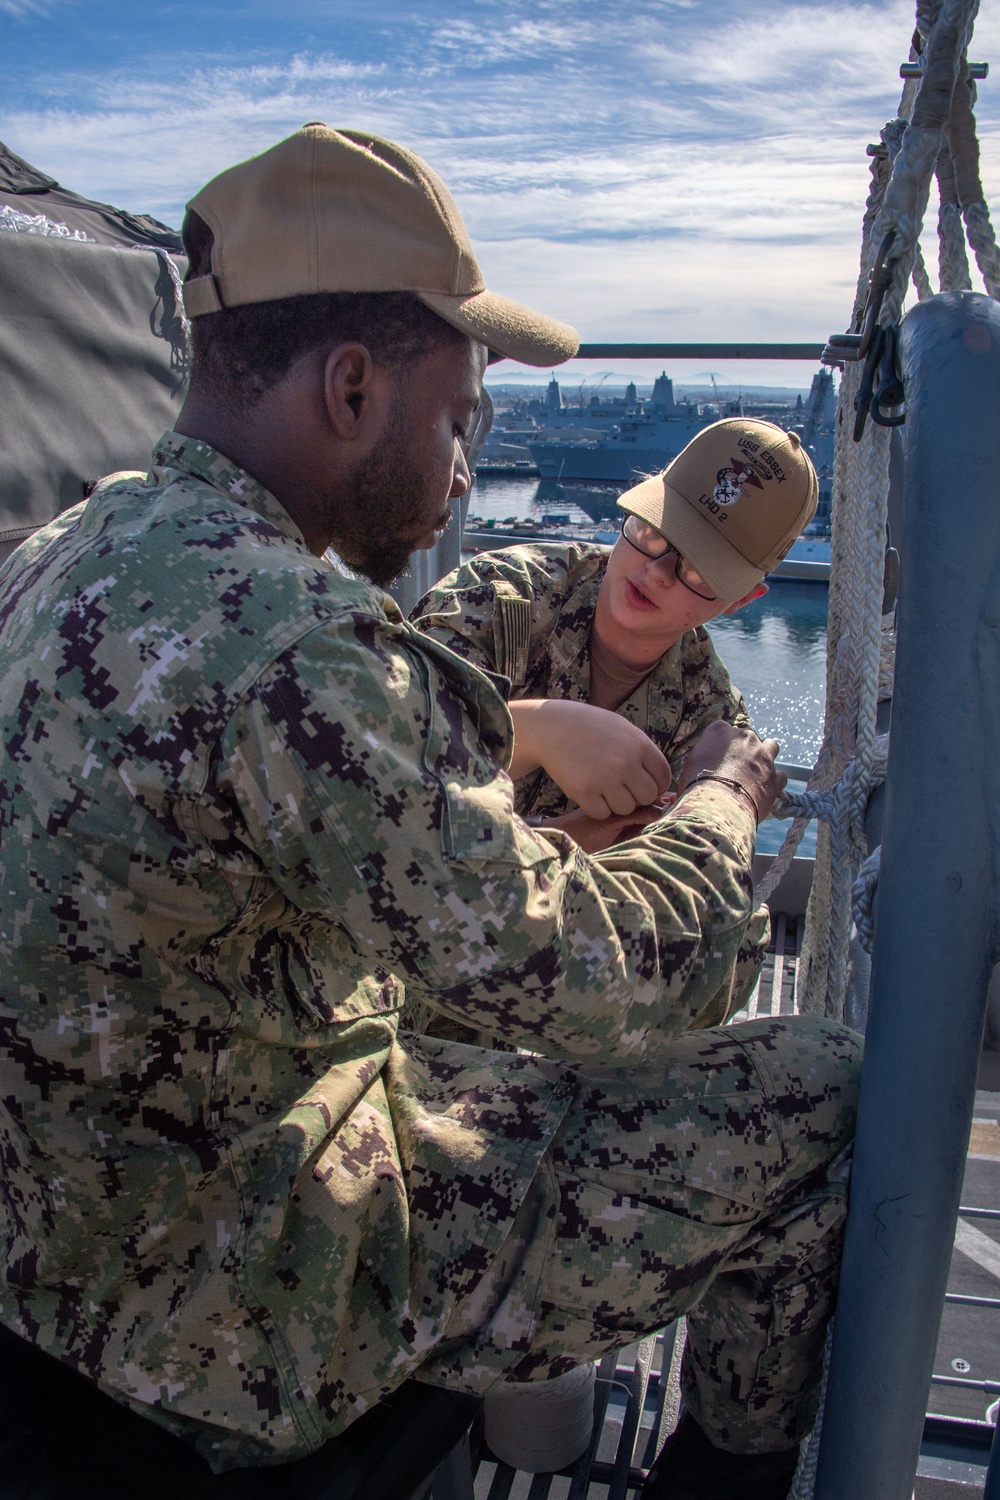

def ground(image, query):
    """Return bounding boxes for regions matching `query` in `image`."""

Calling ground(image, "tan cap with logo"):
[182,123,579,368]
[616,417,819,600]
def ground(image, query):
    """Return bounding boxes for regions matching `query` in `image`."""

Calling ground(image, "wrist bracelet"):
[524,815,548,828]
[686,771,760,825]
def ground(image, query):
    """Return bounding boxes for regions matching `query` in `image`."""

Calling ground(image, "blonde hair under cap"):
[182,124,579,369]
[617,418,819,601]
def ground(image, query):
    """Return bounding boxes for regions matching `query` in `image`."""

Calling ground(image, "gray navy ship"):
[481,370,836,528]
[528,371,714,482]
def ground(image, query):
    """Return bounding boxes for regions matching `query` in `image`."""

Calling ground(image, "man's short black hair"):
[182,209,468,409]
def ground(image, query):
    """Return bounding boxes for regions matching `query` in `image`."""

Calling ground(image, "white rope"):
[787,1325,834,1500]
[0,204,94,241]
[912,242,935,301]
[851,848,883,955]
[762,0,987,1029]
[937,160,973,292]
[130,243,192,345]
[796,298,890,1019]
[964,201,1000,298]
[937,200,969,288]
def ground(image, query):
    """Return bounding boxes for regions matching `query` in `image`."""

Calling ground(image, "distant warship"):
[479,371,835,528]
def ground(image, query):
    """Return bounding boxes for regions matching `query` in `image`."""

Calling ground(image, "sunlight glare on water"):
[708,585,828,769]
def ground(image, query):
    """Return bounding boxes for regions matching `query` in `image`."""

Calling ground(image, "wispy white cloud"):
[1,0,996,343]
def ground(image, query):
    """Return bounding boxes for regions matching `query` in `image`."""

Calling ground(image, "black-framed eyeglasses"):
[619,513,717,601]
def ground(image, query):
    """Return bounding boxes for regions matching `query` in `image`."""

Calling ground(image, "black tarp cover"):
[0,141,188,561]
[0,139,183,250]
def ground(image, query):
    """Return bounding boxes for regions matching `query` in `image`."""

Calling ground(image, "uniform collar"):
[152,430,307,547]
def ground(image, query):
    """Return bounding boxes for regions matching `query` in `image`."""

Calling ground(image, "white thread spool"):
[484,1363,596,1473]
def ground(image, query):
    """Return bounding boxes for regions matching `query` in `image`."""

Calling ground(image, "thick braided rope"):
[754,125,895,927]
[871,0,979,283]
[797,3,979,1020]
[912,242,935,300]
[852,848,883,955]
[787,1325,834,1500]
[774,738,889,828]
[943,41,1000,297]
[831,3,980,1006]
[794,112,905,1009]
[964,202,1000,298]
[758,2,987,1020]
[937,163,973,290]
[818,0,968,1007]
[797,359,884,1016]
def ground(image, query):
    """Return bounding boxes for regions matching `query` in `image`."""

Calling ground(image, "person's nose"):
[450,441,471,499]
[647,546,681,588]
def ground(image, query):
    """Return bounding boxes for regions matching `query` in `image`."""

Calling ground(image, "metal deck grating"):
[735,911,804,1021]
[457,1330,680,1500]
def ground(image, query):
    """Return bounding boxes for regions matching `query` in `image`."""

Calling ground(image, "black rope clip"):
[858,231,897,359]
[870,324,905,429]
[854,321,905,440]
[852,232,905,440]
[823,230,897,373]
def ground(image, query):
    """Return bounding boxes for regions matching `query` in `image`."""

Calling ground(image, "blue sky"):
[3,0,998,387]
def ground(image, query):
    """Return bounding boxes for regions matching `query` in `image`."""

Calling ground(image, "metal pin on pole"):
[899,59,989,77]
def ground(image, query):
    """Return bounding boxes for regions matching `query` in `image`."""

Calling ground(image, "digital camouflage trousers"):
[417,1016,862,1455]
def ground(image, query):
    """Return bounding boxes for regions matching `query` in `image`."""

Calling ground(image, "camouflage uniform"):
[0,433,859,1471]
[410,543,767,1033]
[410,542,752,820]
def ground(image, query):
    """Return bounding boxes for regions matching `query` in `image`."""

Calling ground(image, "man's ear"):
[721,581,768,616]
[322,343,392,443]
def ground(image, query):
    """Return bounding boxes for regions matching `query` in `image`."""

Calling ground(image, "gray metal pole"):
[814,290,1000,1500]
[986,1421,1000,1500]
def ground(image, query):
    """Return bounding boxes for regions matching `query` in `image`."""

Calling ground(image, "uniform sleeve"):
[410,544,597,689]
[684,905,771,1029]
[219,613,758,1063]
[665,628,752,781]
[408,548,538,672]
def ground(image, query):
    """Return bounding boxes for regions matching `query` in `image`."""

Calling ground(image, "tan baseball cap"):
[616,417,819,600]
[182,124,579,367]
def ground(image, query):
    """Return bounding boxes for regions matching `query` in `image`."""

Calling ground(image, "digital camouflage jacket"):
[0,434,757,1469]
[410,544,767,1032]
[411,542,751,819]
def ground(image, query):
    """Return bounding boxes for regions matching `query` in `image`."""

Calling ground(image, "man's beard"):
[331,415,449,589]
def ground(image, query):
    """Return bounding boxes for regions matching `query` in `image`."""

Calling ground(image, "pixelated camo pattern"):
[0,434,763,1469]
[417,1017,861,1455]
[409,542,767,1043]
[411,542,752,820]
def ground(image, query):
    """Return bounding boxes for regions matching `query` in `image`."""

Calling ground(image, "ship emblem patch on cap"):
[713,460,765,507]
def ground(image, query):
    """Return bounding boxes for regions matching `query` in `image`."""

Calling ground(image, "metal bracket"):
[822,233,905,436]
[900,59,988,79]
[822,333,862,367]
[869,323,906,430]
[854,323,906,440]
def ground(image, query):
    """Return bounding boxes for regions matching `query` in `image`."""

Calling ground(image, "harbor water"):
[467,474,827,854]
